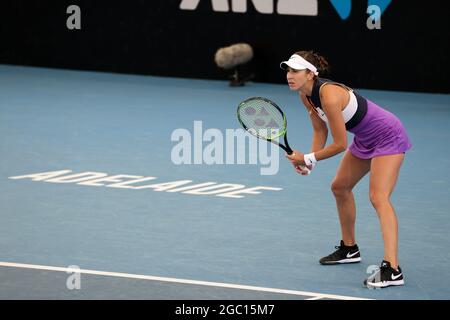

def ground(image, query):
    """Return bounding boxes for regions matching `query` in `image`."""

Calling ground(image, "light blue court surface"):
[1,65,450,300]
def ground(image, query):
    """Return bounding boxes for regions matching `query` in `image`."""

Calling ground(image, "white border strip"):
[0,261,372,300]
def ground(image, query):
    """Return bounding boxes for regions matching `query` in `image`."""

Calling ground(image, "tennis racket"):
[236,96,308,172]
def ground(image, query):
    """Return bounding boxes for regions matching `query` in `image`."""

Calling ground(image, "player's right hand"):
[294,164,312,175]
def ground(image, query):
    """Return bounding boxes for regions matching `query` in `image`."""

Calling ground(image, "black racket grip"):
[284,135,293,155]
[279,143,293,155]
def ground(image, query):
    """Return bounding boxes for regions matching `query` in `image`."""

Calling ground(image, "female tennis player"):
[281,51,411,288]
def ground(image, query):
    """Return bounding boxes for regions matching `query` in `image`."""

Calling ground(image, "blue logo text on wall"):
[180,0,392,19]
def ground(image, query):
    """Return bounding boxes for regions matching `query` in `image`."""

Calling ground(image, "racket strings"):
[238,99,286,139]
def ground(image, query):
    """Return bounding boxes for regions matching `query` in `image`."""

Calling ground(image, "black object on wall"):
[0,1,448,93]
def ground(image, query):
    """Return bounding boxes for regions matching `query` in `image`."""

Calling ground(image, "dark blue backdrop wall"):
[1,1,448,93]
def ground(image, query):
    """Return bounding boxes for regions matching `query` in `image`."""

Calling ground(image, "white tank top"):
[311,90,358,124]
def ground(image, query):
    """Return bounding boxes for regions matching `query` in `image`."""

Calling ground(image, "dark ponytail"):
[295,50,330,75]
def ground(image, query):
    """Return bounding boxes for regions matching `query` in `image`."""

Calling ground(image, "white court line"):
[305,296,325,300]
[0,261,372,300]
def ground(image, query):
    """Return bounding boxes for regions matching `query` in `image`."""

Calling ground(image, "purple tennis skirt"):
[348,100,412,159]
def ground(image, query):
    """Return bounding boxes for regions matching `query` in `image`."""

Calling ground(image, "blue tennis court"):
[1,65,449,300]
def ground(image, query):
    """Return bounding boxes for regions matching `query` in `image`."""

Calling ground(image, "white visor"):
[280,54,319,76]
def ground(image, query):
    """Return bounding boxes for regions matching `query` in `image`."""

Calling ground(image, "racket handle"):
[284,139,293,155]
[285,146,294,155]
